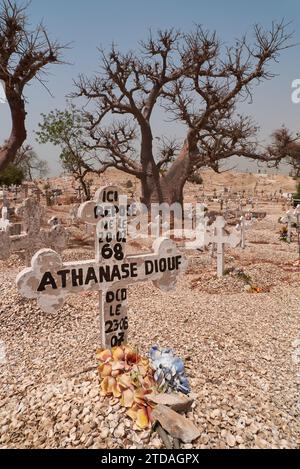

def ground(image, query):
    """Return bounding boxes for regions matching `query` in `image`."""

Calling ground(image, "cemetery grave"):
[0,169,300,449]
[0,198,70,265]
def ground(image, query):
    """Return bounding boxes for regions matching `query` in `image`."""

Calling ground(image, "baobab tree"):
[266,126,300,177]
[73,23,292,206]
[0,0,65,172]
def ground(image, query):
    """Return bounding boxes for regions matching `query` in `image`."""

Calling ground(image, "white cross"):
[280,209,295,244]
[16,197,44,235]
[210,216,240,277]
[294,205,300,261]
[0,206,11,232]
[294,205,300,218]
[0,198,69,265]
[237,216,246,250]
[16,186,187,350]
[0,188,8,209]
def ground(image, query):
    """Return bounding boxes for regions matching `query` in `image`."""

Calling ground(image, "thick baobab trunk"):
[140,139,192,207]
[140,124,164,206]
[0,91,27,172]
[141,174,185,206]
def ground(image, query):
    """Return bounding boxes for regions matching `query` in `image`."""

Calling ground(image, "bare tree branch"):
[67,22,293,204]
[0,0,68,171]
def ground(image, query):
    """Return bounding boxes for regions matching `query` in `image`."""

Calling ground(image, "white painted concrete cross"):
[294,205,300,260]
[0,206,11,232]
[0,187,8,206]
[210,216,240,277]
[16,186,187,350]
[280,209,295,244]
[16,197,44,235]
[0,198,69,264]
[237,216,246,250]
[294,204,300,219]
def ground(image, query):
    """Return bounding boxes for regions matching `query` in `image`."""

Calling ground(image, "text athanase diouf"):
[16,186,187,349]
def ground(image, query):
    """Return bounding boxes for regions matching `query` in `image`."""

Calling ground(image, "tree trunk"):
[81,178,91,201]
[140,175,185,206]
[140,124,164,206]
[140,138,192,207]
[0,90,27,172]
[75,173,91,201]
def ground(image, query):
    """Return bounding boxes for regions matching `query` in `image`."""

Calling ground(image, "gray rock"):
[152,405,200,444]
[145,393,194,413]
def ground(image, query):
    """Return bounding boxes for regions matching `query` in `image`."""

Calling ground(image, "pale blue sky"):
[1,0,300,175]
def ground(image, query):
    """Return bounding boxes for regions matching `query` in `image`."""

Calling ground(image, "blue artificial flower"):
[149,346,191,395]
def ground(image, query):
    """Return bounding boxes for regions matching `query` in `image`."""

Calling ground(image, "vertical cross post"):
[211,216,240,277]
[0,206,10,232]
[16,186,187,350]
[214,217,226,277]
[240,216,246,250]
[294,205,300,260]
[287,211,293,244]
[98,188,128,348]
[78,186,130,348]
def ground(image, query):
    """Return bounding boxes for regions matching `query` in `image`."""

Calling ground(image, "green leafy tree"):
[0,164,24,186]
[36,105,95,200]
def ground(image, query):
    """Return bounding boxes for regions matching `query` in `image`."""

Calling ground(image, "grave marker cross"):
[0,198,68,264]
[211,216,240,277]
[238,216,246,250]
[281,209,295,244]
[0,206,10,232]
[16,197,44,235]
[294,205,300,260]
[16,186,187,349]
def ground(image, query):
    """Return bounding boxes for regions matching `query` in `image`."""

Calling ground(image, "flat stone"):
[210,409,221,419]
[100,428,109,439]
[151,437,162,449]
[61,403,71,414]
[145,393,194,413]
[89,388,99,399]
[85,436,94,447]
[249,423,260,434]
[255,436,269,448]
[152,405,200,444]
[114,423,125,438]
[226,433,236,447]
